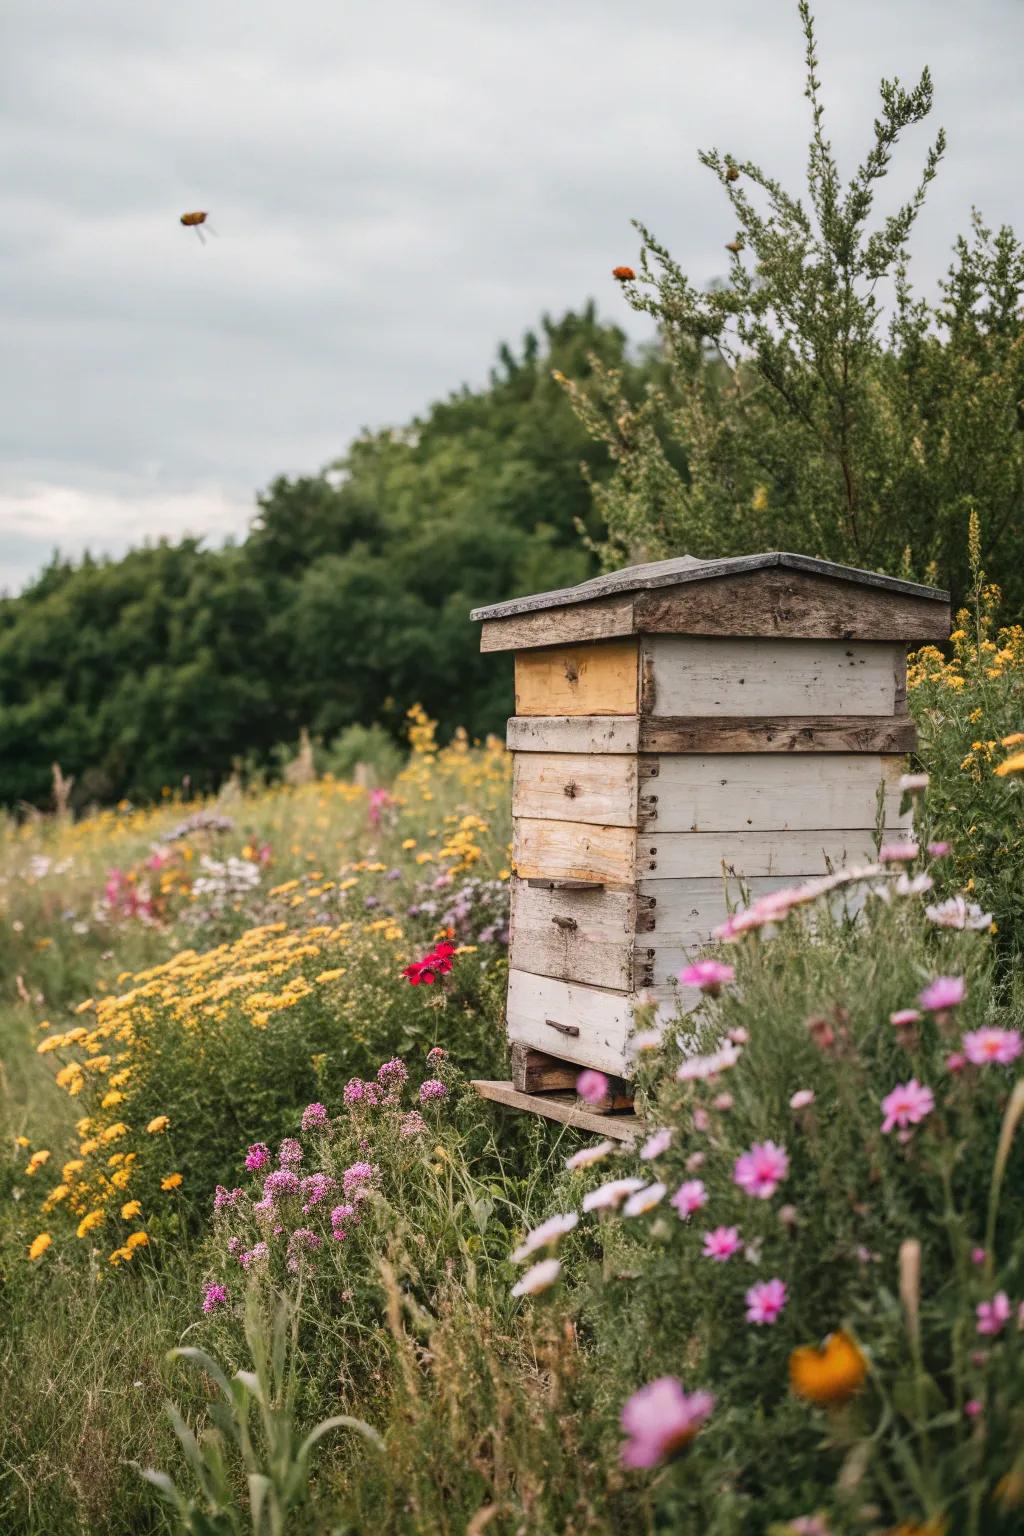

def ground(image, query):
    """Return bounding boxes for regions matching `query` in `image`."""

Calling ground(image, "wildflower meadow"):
[2,576,1024,1535]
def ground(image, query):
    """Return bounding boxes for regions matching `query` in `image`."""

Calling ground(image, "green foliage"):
[0,307,654,809]
[140,1294,384,1536]
[565,3,1024,610]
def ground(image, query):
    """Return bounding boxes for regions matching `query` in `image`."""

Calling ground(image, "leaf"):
[247,1472,272,1536]
[890,1371,945,1422]
[169,1346,234,1403]
[296,1413,385,1465]
[234,1369,266,1407]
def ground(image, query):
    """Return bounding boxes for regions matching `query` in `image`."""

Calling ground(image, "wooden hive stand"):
[469,552,950,1128]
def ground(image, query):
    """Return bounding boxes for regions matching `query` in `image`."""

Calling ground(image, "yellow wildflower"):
[76,1209,105,1238]
[789,1330,867,1405]
[146,1115,170,1134]
[120,1200,142,1219]
[100,1122,128,1143]
[111,1168,132,1190]
[161,1173,183,1190]
[125,1231,149,1249]
[101,1091,126,1109]
[24,1149,51,1176]
[995,752,1024,778]
[27,1233,52,1261]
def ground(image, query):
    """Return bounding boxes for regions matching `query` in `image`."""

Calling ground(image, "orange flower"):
[611,265,636,281]
[995,751,1024,777]
[789,1330,867,1406]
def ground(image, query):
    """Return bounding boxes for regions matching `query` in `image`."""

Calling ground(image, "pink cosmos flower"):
[899,773,929,793]
[946,1052,967,1074]
[244,1142,270,1172]
[511,1257,561,1297]
[919,975,967,1013]
[733,1141,790,1200]
[619,1377,714,1468]
[890,1009,921,1028]
[976,1292,1012,1336]
[510,1212,579,1264]
[582,1177,645,1214]
[880,1079,935,1134]
[789,1089,815,1110]
[745,1277,787,1325]
[678,959,735,995]
[926,896,992,930]
[670,1180,707,1220]
[965,1398,983,1419]
[622,1182,667,1218]
[927,841,951,857]
[962,1028,1023,1067]
[565,1139,615,1171]
[576,1069,610,1105]
[879,841,919,863]
[640,1127,673,1161]
[202,1283,228,1313]
[702,1225,742,1261]
[676,1042,742,1082]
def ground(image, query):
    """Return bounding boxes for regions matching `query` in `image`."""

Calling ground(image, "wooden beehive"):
[470,552,950,1114]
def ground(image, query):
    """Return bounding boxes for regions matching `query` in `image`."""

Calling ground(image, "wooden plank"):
[638,874,824,942]
[507,715,641,754]
[639,716,917,754]
[642,637,904,718]
[514,639,638,717]
[509,1042,579,1092]
[645,754,907,831]
[509,879,637,990]
[640,828,904,880]
[632,568,950,642]
[507,969,638,1075]
[513,817,636,888]
[513,753,639,828]
[480,594,634,652]
[471,1080,643,1142]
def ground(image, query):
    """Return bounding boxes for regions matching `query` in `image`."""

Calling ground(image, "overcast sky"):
[2,0,1022,593]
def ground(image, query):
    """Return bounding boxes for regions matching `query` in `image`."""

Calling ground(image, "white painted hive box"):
[471,552,950,1084]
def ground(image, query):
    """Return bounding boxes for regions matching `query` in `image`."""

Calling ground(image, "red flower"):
[612,265,636,281]
[403,943,457,986]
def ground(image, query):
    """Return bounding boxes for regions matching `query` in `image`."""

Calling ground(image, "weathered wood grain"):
[514,639,638,717]
[513,817,637,887]
[640,827,903,879]
[471,1080,643,1141]
[509,880,637,989]
[509,1042,579,1093]
[513,752,640,827]
[642,636,905,717]
[632,568,950,643]
[638,716,917,753]
[506,969,639,1075]
[480,595,634,652]
[644,753,907,832]
[506,715,642,754]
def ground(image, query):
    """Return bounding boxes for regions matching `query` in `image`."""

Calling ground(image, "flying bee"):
[180,210,213,244]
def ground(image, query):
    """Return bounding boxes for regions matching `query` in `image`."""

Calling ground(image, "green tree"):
[565,3,1024,610]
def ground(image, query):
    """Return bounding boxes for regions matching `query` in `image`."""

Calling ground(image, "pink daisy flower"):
[919,975,967,1013]
[670,1179,707,1220]
[678,959,735,995]
[576,1069,610,1106]
[879,841,919,863]
[733,1141,789,1200]
[702,1225,741,1261]
[789,1089,815,1110]
[880,1078,934,1134]
[745,1277,787,1325]
[890,1008,922,1028]
[962,1028,1023,1067]
[620,1377,714,1468]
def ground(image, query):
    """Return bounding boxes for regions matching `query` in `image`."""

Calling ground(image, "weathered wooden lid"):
[472,551,950,651]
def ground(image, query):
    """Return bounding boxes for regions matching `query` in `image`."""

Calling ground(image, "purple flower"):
[214,1184,244,1210]
[343,1078,366,1105]
[977,1292,1012,1336]
[377,1058,408,1087]
[288,1226,322,1252]
[745,1277,787,1325]
[342,1161,376,1196]
[733,1141,789,1200]
[330,1202,356,1228]
[227,1235,243,1255]
[263,1168,301,1201]
[620,1377,714,1468]
[278,1138,303,1167]
[919,975,967,1013]
[202,1283,228,1313]
[300,1172,335,1212]
[240,1241,269,1268]
[300,1102,328,1132]
[244,1142,270,1172]
[419,1078,447,1103]
[400,1110,428,1137]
